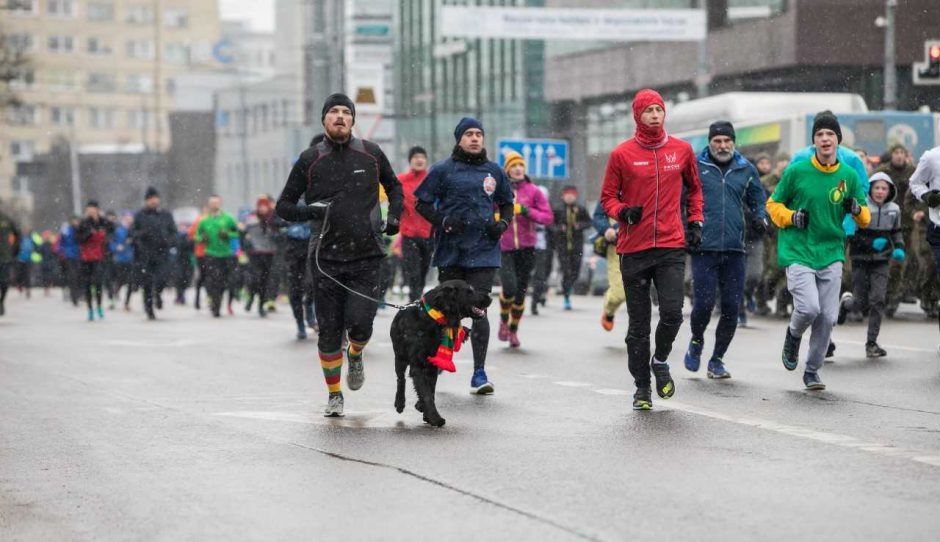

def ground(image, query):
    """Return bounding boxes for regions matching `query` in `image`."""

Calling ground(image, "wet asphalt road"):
[2,291,940,541]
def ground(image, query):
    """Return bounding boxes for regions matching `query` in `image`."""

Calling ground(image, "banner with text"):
[441,6,706,42]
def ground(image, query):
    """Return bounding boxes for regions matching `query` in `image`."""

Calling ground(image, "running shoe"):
[684,339,703,372]
[296,322,307,340]
[601,312,614,331]
[745,295,756,314]
[509,331,520,348]
[498,321,510,342]
[803,371,826,390]
[782,328,801,371]
[633,387,652,410]
[87,309,94,322]
[707,358,731,379]
[837,292,853,325]
[96,306,104,319]
[650,359,675,399]
[470,369,494,395]
[324,393,344,417]
[826,341,836,358]
[563,296,572,311]
[738,311,748,328]
[865,342,887,358]
[346,347,365,391]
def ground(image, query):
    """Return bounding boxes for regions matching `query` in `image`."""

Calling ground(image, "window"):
[9,0,38,15]
[125,74,153,94]
[126,40,154,59]
[48,35,75,53]
[47,0,75,17]
[6,105,38,125]
[10,69,35,90]
[126,5,154,24]
[10,140,36,162]
[164,9,188,28]
[164,43,190,65]
[128,109,154,129]
[46,70,77,91]
[88,107,115,129]
[86,1,113,21]
[50,106,75,126]
[87,37,111,55]
[87,73,117,93]
[5,33,35,52]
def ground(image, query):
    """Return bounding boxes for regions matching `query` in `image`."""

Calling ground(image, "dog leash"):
[314,203,419,312]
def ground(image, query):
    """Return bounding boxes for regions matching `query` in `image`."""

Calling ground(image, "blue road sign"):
[497,138,569,180]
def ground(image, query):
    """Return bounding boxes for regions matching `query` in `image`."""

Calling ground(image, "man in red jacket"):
[398,146,434,301]
[600,88,705,410]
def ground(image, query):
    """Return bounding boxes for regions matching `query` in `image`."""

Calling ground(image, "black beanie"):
[144,186,160,200]
[708,120,736,142]
[408,146,427,161]
[86,199,99,208]
[812,110,842,143]
[321,93,355,123]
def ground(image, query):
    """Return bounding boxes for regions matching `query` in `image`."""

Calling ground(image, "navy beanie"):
[454,117,484,142]
[708,120,736,142]
[812,110,842,143]
[321,93,356,123]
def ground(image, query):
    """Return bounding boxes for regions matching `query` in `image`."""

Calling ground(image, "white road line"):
[103,339,202,347]
[214,409,407,429]
[656,398,940,469]
[553,381,592,387]
[836,339,937,354]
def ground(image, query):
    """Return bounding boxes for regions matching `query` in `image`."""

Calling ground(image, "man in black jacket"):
[131,187,176,320]
[277,93,403,417]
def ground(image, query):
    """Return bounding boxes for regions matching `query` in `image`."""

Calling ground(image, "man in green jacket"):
[196,195,239,317]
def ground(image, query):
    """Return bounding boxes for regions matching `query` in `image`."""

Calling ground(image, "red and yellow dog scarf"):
[422,297,467,373]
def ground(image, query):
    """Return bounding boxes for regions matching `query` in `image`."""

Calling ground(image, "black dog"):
[391,280,491,427]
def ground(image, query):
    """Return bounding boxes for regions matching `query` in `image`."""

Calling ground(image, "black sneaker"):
[633,387,652,410]
[803,371,826,390]
[837,292,853,325]
[782,328,800,371]
[826,341,836,358]
[650,359,675,399]
[865,342,887,358]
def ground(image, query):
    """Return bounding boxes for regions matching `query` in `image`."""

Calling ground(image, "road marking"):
[593,388,631,396]
[836,339,937,354]
[103,339,202,347]
[658,399,940,469]
[553,381,592,387]
[214,409,409,429]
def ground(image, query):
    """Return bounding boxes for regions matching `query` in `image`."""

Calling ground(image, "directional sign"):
[497,138,569,180]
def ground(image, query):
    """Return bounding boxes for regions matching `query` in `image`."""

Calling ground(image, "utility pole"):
[883,0,898,110]
[68,128,82,216]
[152,0,164,150]
[695,0,711,99]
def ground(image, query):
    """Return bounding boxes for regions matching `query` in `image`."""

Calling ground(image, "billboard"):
[441,6,706,42]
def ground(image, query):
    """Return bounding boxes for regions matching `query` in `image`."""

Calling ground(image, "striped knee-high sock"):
[499,295,512,323]
[347,338,367,361]
[509,302,525,332]
[320,350,343,394]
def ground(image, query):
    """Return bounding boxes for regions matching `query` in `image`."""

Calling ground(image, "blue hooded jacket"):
[415,156,513,268]
[696,148,767,253]
[110,225,135,264]
[790,145,870,235]
[58,223,79,260]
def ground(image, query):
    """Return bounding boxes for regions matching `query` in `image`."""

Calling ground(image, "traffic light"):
[914,40,940,85]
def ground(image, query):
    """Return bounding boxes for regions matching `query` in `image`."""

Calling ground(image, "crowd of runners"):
[3,89,940,414]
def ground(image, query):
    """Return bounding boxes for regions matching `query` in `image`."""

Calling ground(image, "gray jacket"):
[850,172,903,262]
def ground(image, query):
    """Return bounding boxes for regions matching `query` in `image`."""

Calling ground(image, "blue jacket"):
[58,224,79,260]
[415,157,513,268]
[696,148,767,253]
[17,235,34,262]
[110,225,134,264]
[790,145,870,235]
[592,201,618,237]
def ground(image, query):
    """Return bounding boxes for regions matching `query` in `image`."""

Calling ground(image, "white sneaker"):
[324,393,344,417]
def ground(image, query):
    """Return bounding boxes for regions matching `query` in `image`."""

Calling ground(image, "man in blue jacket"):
[684,121,767,378]
[415,117,514,394]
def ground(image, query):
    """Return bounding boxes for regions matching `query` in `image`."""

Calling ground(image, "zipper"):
[653,149,660,247]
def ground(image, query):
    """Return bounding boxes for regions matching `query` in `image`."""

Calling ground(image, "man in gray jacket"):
[839,172,905,357]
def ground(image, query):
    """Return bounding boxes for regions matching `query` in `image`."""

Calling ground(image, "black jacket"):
[276,136,403,262]
[130,207,177,258]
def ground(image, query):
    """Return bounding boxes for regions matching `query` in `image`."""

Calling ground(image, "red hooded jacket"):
[600,89,704,255]
[397,169,433,239]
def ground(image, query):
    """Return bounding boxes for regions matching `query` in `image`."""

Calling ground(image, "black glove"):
[686,221,703,250]
[618,206,643,225]
[307,200,332,220]
[382,215,400,236]
[842,197,861,217]
[792,209,810,230]
[486,219,509,241]
[751,217,767,236]
[925,190,940,208]
[441,215,465,235]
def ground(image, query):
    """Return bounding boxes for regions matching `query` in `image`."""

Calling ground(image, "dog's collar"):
[422,296,448,326]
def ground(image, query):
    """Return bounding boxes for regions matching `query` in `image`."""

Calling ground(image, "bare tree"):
[0,1,33,108]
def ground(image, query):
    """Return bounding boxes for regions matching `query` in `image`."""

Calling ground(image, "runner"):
[553,186,591,311]
[414,116,513,394]
[131,187,176,320]
[600,88,704,410]
[76,200,114,321]
[0,204,20,316]
[195,195,239,318]
[497,151,552,348]
[109,213,136,311]
[244,196,284,318]
[397,146,434,301]
[276,93,403,417]
[908,144,940,353]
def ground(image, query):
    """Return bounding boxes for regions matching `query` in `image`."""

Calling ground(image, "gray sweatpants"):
[786,262,843,373]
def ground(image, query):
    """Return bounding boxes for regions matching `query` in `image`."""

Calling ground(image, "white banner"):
[441,6,706,42]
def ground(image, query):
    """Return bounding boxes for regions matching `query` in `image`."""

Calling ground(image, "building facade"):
[2,0,223,216]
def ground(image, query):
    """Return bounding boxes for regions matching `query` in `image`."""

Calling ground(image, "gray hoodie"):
[850,172,903,262]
